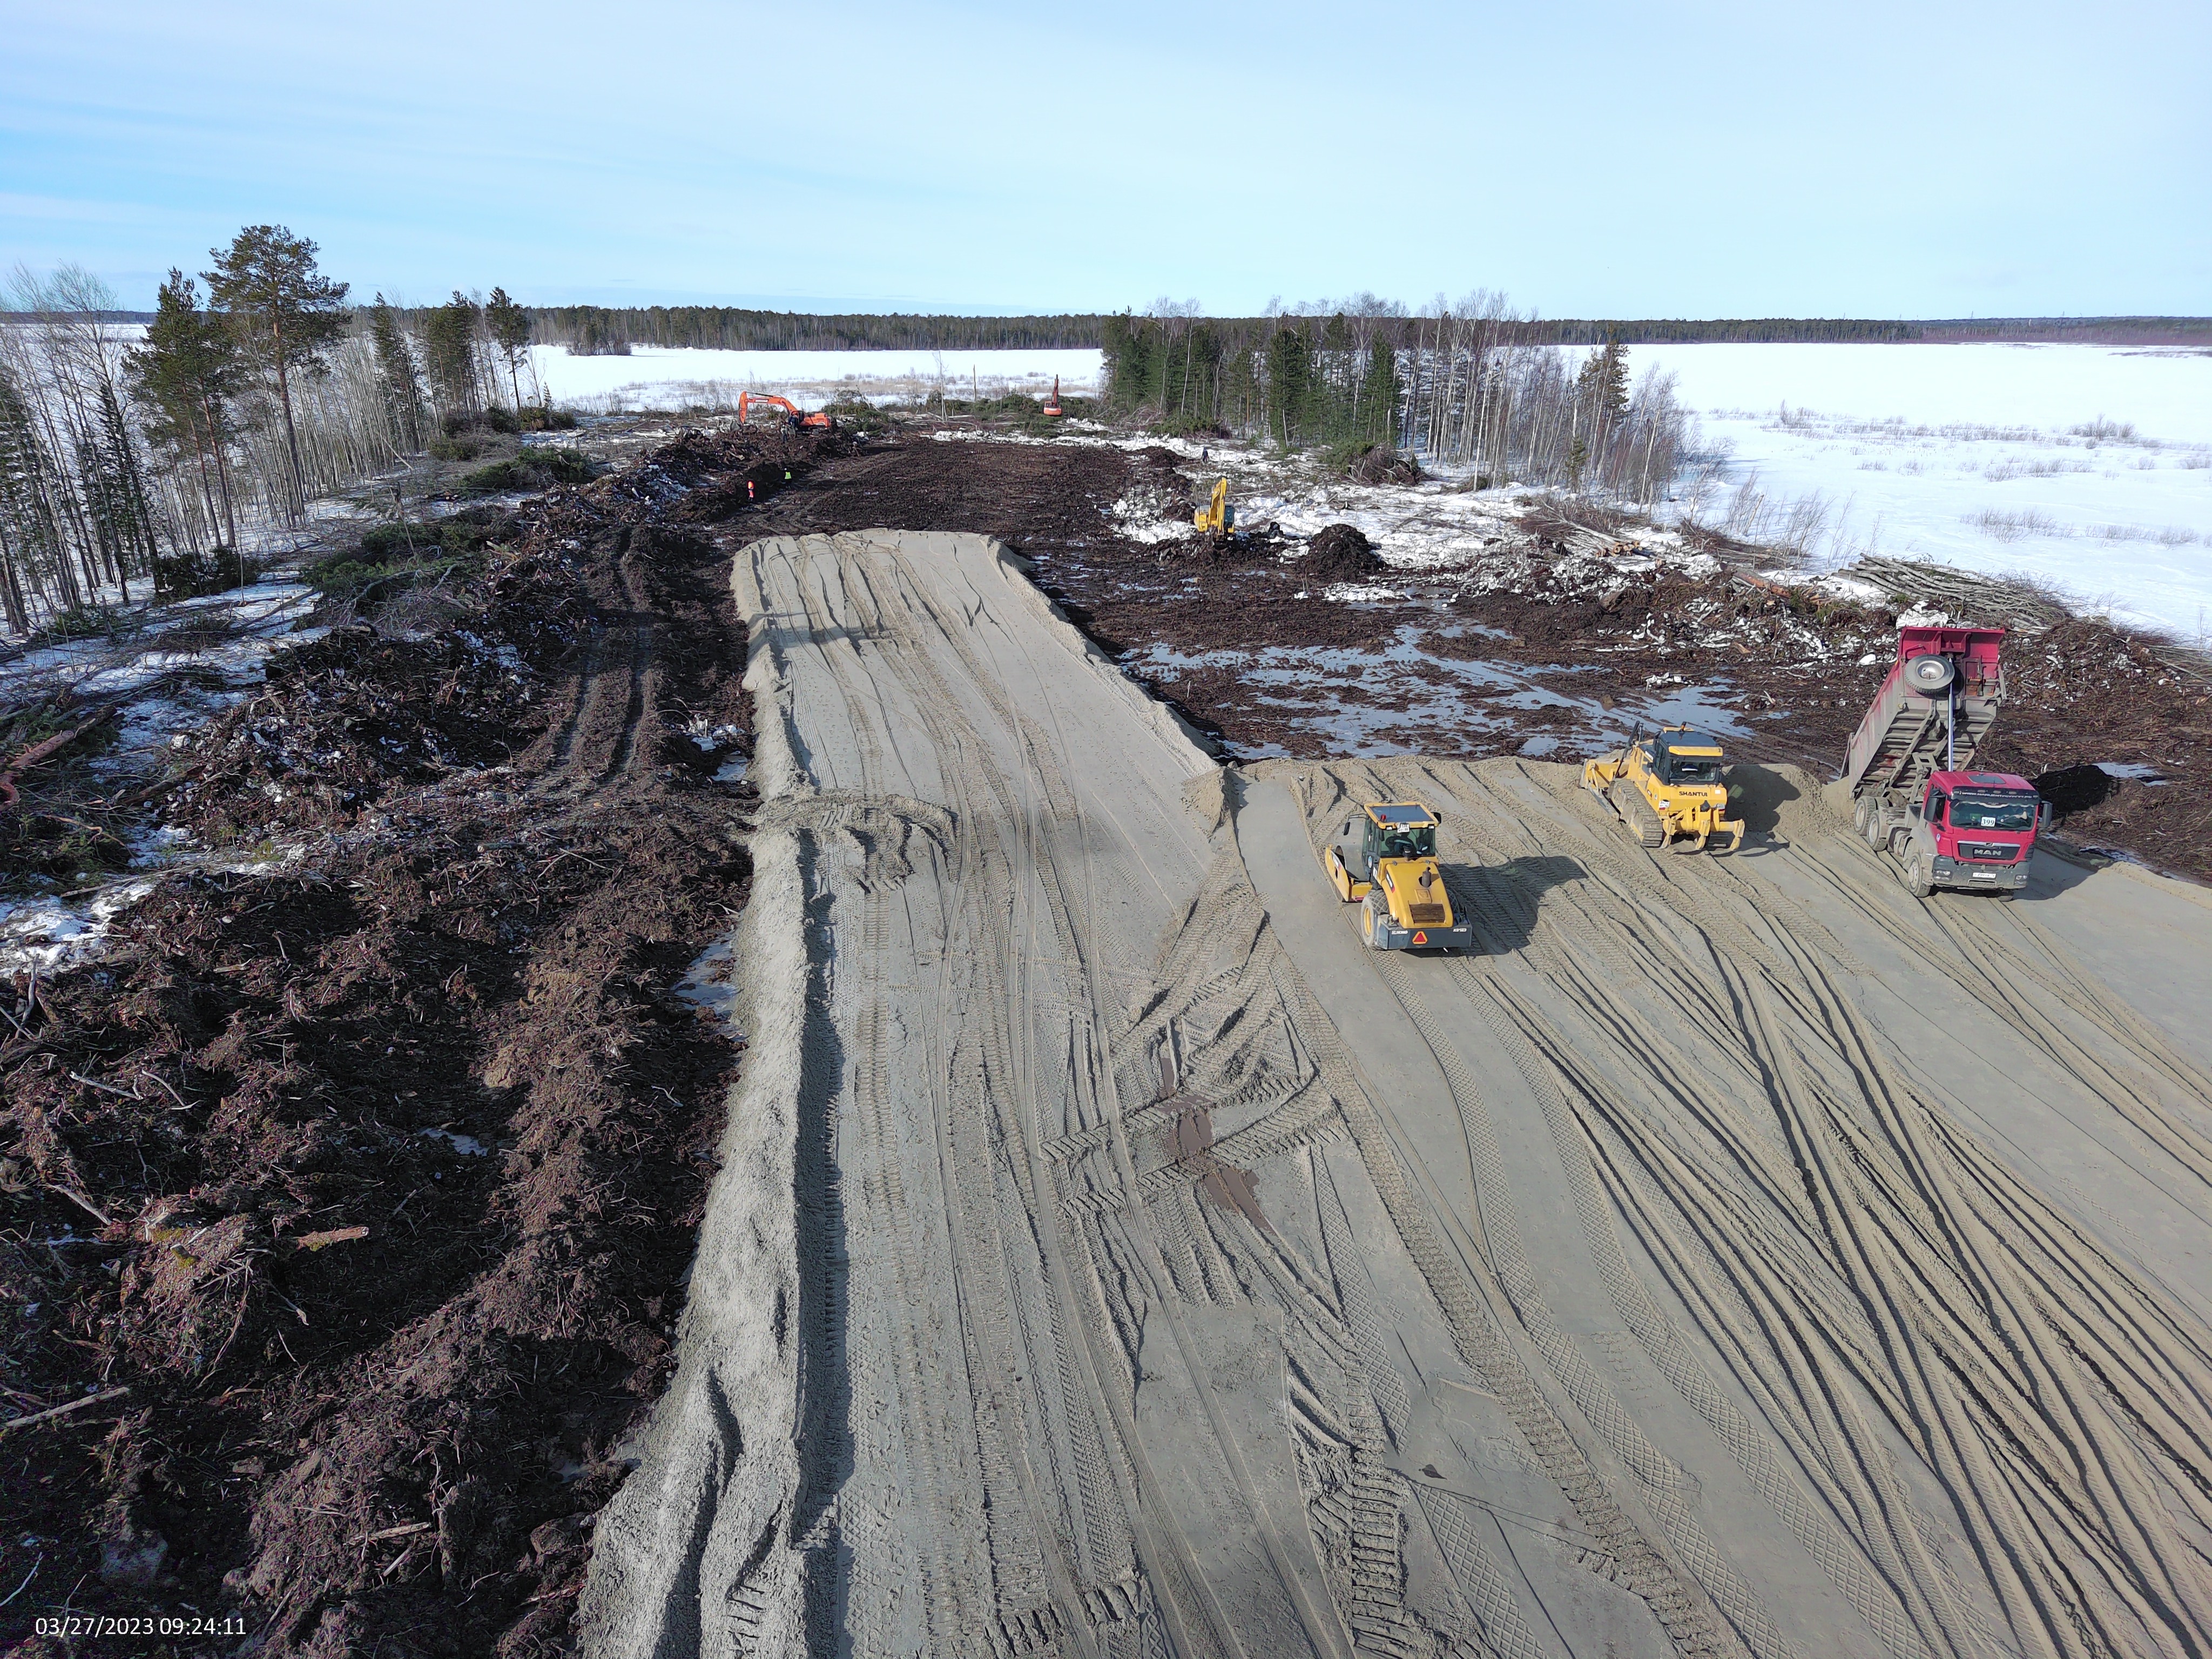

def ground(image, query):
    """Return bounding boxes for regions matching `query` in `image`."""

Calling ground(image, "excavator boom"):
[737,390,836,430]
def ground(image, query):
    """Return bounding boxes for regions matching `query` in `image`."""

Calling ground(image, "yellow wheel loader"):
[1581,725,1745,854]
[1324,801,1477,951]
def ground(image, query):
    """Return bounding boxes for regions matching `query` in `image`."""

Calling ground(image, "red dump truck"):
[1843,625,2046,898]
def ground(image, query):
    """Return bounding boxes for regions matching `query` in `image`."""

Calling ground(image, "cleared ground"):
[582,529,2212,1658]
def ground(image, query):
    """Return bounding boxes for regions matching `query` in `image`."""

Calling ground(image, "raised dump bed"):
[1845,625,2045,896]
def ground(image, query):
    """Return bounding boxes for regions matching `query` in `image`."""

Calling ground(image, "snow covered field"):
[527,345,1099,413]
[1635,343,2212,637]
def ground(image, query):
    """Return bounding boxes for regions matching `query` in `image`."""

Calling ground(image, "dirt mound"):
[2034,761,2119,814]
[1299,523,1383,582]
[1341,443,1422,484]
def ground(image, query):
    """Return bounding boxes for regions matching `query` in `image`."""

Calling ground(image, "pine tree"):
[203,225,350,520]
[1361,334,1400,447]
[1579,338,1629,422]
[127,270,245,551]
[1266,327,1311,447]
[1319,313,1353,440]
[366,295,427,450]
[0,363,66,628]
[1101,312,1153,413]
[484,287,531,410]
[423,292,484,419]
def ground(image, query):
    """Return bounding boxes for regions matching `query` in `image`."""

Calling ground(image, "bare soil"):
[2,426,822,1657]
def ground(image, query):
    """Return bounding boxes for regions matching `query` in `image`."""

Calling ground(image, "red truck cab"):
[1907,768,2041,894]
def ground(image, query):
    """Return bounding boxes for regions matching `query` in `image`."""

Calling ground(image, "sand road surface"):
[580,530,2212,1659]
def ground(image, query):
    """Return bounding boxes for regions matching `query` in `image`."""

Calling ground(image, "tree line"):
[526,305,1108,354]
[0,230,541,636]
[526,307,2212,355]
[1102,295,1692,503]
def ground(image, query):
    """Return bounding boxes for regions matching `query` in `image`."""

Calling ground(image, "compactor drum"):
[1582,726,1745,854]
[1324,801,1476,952]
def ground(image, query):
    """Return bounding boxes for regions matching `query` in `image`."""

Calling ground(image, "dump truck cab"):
[1324,801,1477,952]
[1889,770,2041,897]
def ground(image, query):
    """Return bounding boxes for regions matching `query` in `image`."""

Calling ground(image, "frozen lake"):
[1634,342,2212,638]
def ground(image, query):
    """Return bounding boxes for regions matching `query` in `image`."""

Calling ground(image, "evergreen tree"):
[127,270,245,550]
[422,292,484,417]
[1361,335,1400,447]
[484,286,531,410]
[203,225,350,519]
[366,294,427,450]
[1320,313,1353,440]
[1101,312,1153,413]
[1265,327,1311,447]
[0,363,67,626]
[1579,338,1629,422]
[91,381,159,578]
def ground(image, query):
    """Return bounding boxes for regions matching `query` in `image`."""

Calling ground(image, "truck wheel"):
[1888,827,1913,860]
[1904,855,1934,899]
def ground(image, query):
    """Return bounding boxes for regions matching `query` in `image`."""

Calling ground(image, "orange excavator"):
[737,391,835,431]
[1043,376,1064,418]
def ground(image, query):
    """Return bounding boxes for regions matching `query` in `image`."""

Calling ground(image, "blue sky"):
[4,0,2206,317]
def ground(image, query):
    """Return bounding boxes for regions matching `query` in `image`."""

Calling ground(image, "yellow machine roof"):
[1364,802,1436,826]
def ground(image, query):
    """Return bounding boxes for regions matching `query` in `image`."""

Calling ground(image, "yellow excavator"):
[1193,478,1279,544]
[1325,801,1477,951]
[1581,725,1745,854]
[1193,478,1237,537]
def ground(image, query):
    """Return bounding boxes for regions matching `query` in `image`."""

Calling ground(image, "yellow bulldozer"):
[1581,725,1745,854]
[1325,801,1476,951]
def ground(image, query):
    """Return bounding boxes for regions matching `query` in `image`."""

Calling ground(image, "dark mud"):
[2,426,826,1657]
